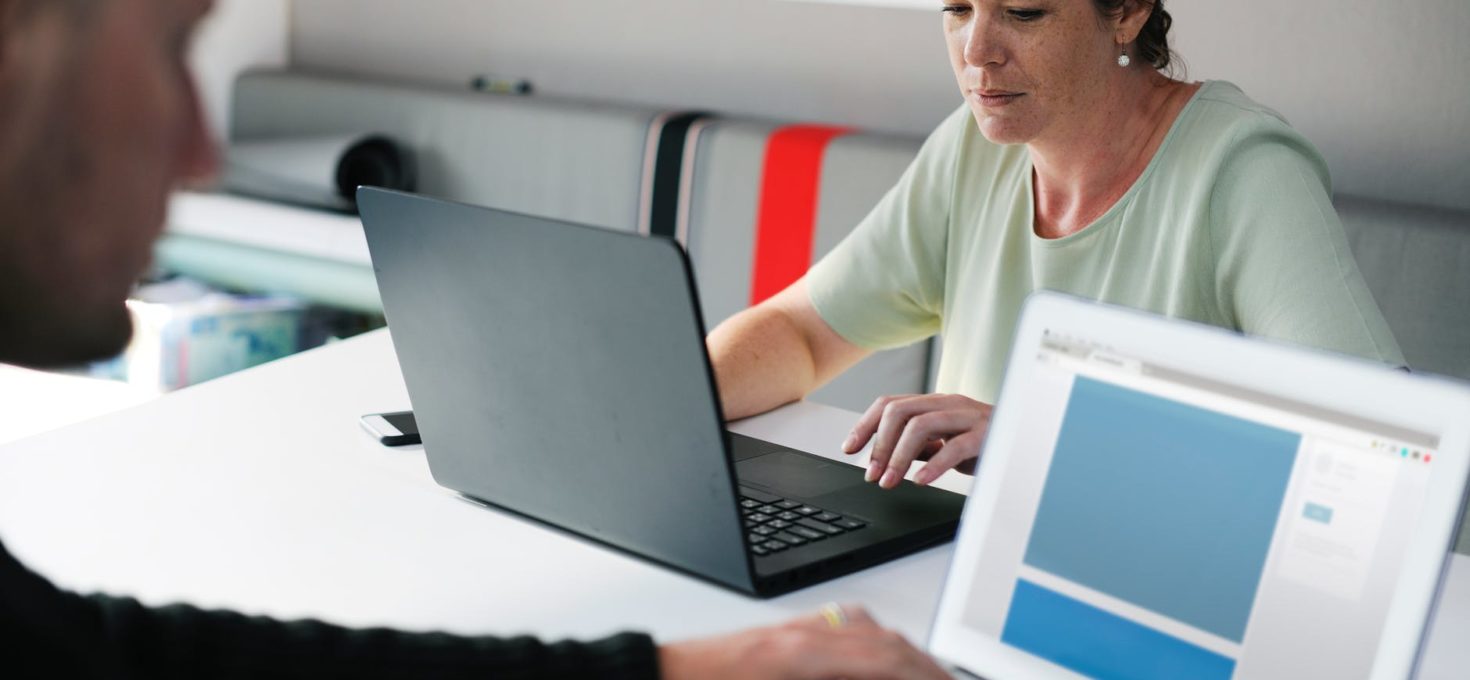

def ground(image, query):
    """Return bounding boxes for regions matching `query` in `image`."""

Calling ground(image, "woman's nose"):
[964,18,1005,69]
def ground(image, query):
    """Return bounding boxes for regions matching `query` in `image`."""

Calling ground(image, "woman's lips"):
[974,90,1024,107]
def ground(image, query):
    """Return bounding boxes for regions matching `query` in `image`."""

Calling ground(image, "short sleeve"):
[804,106,968,350]
[1209,118,1405,365]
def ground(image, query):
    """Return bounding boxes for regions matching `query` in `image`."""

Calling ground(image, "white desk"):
[0,329,1464,677]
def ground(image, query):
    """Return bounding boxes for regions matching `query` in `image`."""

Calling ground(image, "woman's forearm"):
[708,304,820,420]
[707,281,869,421]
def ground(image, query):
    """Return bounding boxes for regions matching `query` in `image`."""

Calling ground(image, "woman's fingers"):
[842,394,918,455]
[867,397,926,481]
[914,428,985,485]
[864,393,981,484]
[878,409,979,488]
[915,439,946,461]
[843,393,992,488]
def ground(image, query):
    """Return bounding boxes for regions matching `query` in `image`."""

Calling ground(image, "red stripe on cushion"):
[750,125,852,306]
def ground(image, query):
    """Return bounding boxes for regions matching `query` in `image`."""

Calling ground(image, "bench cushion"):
[1336,195,1470,380]
[232,70,657,232]
[679,118,931,412]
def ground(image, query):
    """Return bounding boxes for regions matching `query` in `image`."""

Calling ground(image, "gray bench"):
[161,70,1469,553]
[159,70,661,312]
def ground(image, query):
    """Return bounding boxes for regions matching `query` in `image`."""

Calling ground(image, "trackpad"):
[736,450,859,499]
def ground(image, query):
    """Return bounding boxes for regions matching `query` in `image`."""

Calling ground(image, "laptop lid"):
[357,188,754,592]
[930,292,1470,680]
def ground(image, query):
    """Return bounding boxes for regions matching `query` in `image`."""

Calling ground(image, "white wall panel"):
[289,0,1470,211]
[1167,0,1470,213]
[290,1,956,135]
[191,0,290,141]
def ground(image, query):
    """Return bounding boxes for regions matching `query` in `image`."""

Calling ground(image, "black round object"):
[336,136,416,202]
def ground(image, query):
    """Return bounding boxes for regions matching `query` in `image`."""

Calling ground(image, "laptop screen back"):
[931,294,1468,680]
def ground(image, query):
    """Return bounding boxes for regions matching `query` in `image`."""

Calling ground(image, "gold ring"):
[819,602,848,629]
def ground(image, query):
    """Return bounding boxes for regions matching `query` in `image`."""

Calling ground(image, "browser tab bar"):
[1087,350,1142,373]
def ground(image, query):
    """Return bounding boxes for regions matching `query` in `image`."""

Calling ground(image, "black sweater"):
[1,538,660,678]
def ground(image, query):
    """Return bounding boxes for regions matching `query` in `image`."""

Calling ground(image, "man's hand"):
[842,394,994,488]
[657,605,950,680]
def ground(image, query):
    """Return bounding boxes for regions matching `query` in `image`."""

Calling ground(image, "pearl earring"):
[1117,47,1131,68]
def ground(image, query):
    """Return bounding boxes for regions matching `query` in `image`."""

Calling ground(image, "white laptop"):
[929,292,1470,680]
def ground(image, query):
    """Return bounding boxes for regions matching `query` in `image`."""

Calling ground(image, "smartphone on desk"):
[359,410,421,446]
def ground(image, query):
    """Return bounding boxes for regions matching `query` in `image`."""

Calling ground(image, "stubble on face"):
[0,0,204,368]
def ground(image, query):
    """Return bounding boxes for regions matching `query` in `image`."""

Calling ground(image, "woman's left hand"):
[841,393,993,488]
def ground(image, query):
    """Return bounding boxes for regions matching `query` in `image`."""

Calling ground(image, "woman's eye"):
[941,4,971,17]
[1007,8,1045,21]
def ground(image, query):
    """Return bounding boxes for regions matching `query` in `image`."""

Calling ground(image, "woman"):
[707,0,1401,487]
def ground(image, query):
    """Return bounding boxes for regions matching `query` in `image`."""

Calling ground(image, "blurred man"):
[0,1,948,677]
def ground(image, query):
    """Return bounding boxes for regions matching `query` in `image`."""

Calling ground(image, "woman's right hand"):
[842,393,995,488]
[657,605,950,680]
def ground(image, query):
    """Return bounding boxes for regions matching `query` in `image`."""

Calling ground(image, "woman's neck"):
[1029,73,1199,239]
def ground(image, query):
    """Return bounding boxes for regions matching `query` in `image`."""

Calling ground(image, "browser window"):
[959,331,1437,679]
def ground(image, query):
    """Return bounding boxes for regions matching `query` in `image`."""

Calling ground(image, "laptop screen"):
[952,329,1440,679]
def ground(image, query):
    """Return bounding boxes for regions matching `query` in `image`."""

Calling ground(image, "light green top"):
[807,81,1404,404]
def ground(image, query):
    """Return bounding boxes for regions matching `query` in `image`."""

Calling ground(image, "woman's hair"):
[1094,0,1175,72]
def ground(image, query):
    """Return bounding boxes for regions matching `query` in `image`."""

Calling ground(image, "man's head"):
[0,0,216,368]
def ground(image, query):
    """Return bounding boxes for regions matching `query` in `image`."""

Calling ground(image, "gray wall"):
[291,0,1470,211]
[190,0,287,142]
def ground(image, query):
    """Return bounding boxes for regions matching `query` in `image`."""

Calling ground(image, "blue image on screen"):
[1021,376,1300,642]
[1002,579,1237,680]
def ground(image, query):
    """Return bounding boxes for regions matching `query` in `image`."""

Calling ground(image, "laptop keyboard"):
[739,487,867,557]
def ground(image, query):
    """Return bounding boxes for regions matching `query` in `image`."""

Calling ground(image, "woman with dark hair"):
[708,0,1401,484]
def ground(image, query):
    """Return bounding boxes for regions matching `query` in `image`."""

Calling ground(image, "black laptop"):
[358,188,965,596]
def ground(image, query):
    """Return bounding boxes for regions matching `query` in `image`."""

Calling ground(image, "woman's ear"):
[1115,0,1156,46]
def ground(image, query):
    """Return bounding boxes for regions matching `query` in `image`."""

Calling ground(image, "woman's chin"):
[972,110,1038,146]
